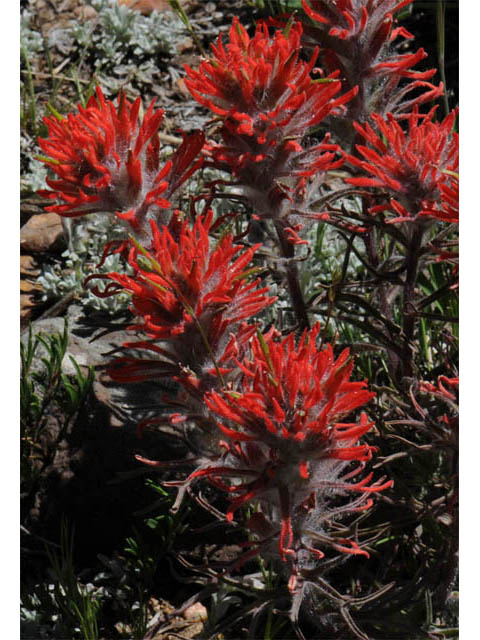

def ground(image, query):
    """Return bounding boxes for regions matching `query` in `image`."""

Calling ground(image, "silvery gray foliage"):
[302,214,364,291]
[20,10,43,54]
[37,215,132,313]
[21,153,48,194]
[48,0,187,74]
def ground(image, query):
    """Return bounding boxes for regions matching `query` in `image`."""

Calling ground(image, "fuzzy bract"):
[38,87,204,234]
[184,18,354,139]
[198,325,392,576]
[302,0,414,41]
[185,18,356,218]
[345,107,459,223]
[89,213,275,387]
[299,0,443,122]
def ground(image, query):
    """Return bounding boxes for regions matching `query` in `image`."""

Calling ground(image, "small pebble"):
[183,602,208,622]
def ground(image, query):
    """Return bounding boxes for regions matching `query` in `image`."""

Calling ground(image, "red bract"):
[90,212,275,385]
[437,173,459,224]
[185,18,356,217]
[37,87,204,234]
[185,18,353,138]
[199,325,391,569]
[299,0,443,123]
[302,0,413,40]
[415,376,459,436]
[345,107,459,223]
[419,375,459,407]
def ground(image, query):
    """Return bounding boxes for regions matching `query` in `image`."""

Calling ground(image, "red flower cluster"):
[91,213,275,386]
[300,0,443,122]
[302,0,413,40]
[185,18,356,217]
[31,0,456,627]
[38,87,204,235]
[345,107,459,223]
[193,325,392,568]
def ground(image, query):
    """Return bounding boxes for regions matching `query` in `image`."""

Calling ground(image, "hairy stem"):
[399,225,425,383]
[361,219,403,378]
[274,220,310,331]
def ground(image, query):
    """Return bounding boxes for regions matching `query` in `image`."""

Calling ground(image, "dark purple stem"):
[274,220,310,331]
[399,225,424,383]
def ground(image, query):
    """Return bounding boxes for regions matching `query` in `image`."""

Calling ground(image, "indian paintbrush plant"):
[31,1,458,637]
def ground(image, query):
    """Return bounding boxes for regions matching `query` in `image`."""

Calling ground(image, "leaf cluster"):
[21,321,94,490]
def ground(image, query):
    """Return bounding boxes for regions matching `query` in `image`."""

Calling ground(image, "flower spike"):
[201,325,391,569]
[92,213,276,387]
[296,0,443,126]
[345,107,459,223]
[38,87,205,236]
[185,17,356,219]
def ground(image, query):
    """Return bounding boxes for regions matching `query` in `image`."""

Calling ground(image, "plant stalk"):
[274,220,310,331]
[399,225,425,383]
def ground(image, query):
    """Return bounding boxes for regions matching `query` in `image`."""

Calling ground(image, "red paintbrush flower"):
[185,18,356,218]
[37,87,204,235]
[302,0,413,41]
[88,212,275,385]
[345,107,459,223]
[192,325,392,569]
[299,0,443,123]
[185,18,354,140]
